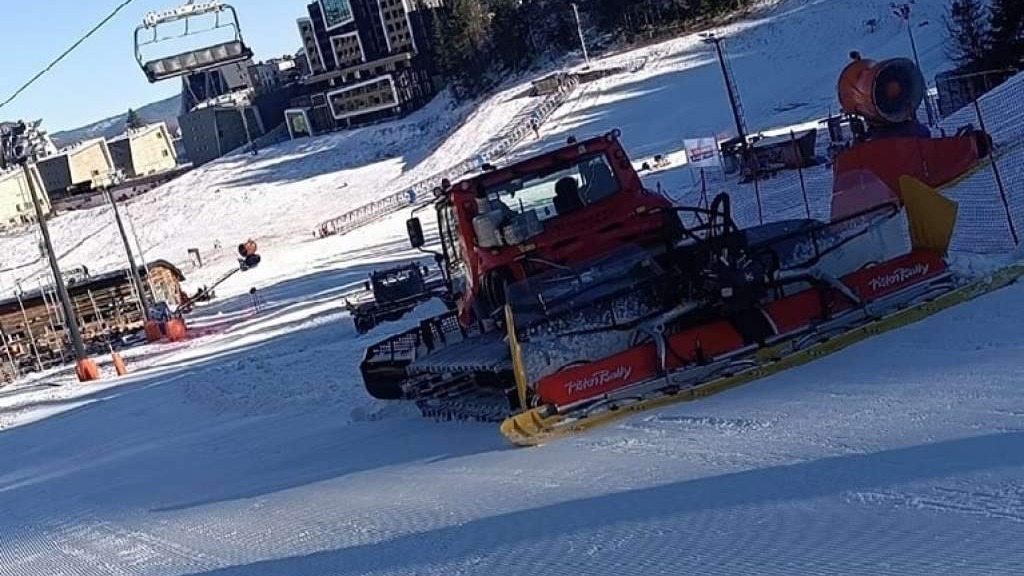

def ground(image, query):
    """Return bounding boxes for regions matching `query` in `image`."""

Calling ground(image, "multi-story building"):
[248,57,301,91]
[34,139,115,199]
[108,122,178,178]
[290,0,445,133]
[0,166,50,228]
[178,92,267,167]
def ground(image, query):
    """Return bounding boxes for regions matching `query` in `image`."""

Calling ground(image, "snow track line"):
[502,265,1024,447]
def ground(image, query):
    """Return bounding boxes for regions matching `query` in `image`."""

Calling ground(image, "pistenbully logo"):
[868,263,930,292]
[565,366,634,396]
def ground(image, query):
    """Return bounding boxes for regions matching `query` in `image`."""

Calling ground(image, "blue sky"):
[0,0,305,131]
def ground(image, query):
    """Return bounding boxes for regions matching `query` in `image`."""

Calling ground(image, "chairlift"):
[134,0,253,84]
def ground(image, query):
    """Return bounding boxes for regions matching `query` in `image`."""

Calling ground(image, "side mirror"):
[407,218,425,249]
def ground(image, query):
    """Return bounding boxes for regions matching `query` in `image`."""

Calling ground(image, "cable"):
[0,0,140,112]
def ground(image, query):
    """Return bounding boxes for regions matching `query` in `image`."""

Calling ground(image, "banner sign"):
[684,137,720,168]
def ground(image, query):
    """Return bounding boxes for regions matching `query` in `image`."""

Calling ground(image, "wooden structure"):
[0,260,185,383]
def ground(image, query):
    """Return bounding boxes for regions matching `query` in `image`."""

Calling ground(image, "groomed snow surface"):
[3,0,1024,574]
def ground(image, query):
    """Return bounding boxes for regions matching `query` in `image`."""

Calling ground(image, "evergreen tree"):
[490,0,531,71]
[425,0,763,97]
[944,0,990,70]
[125,108,146,130]
[432,0,492,98]
[988,0,1024,69]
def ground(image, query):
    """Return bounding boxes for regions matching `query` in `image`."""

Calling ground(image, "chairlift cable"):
[0,0,140,112]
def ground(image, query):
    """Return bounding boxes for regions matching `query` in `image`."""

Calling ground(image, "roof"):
[148,259,186,282]
[0,167,27,184]
[42,138,108,161]
[109,122,168,144]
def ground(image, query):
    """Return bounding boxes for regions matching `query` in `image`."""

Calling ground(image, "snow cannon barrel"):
[838,57,925,126]
[238,240,258,258]
[238,239,261,271]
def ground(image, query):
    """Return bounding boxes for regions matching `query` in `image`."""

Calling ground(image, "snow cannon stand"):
[75,358,101,383]
[144,302,190,343]
[164,239,263,336]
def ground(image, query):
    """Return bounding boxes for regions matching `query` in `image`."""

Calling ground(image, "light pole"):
[104,175,152,321]
[701,32,748,146]
[571,3,590,69]
[125,202,158,300]
[891,2,936,126]
[26,165,95,379]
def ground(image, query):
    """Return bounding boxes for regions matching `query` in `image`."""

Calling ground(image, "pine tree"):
[125,108,146,130]
[490,0,531,71]
[988,0,1024,69]
[432,0,492,98]
[944,0,990,70]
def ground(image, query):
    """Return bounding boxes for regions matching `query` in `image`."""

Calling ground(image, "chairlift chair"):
[134,1,253,84]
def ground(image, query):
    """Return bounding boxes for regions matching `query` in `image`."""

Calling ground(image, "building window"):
[162,149,170,157]
[321,0,354,30]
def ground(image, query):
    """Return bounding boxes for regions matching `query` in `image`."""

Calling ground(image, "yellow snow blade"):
[505,304,530,411]
[901,175,958,255]
[501,265,1024,447]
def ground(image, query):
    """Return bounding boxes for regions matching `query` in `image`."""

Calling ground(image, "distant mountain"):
[51,94,182,147]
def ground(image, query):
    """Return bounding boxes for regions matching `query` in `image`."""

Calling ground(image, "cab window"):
[483,153,620,222]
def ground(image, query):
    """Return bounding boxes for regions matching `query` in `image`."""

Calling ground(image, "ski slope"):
[3,219,1024,576]
[2,0,1024,574]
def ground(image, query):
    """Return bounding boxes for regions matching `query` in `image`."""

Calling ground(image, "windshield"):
[483,153,620,221]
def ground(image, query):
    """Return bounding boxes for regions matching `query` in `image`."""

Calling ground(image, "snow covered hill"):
[50,94,182,148]
[2,1,1024,574]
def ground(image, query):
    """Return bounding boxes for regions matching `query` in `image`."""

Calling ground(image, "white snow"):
[2,0,1024,574]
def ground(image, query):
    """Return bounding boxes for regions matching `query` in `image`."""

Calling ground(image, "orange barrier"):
[166,318,188,342]
[112,352,128,376]
[76,358,100,382]
[144,320,163,343]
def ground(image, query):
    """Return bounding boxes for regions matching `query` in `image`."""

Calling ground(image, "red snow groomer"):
[360,58,1014,446]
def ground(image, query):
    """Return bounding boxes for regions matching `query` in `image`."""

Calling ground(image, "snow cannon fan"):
[238,239,261,271]
[838,57,925,128]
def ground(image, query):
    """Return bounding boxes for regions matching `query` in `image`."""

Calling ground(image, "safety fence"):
[313,75,580,239]
[935,72,1024,255]
[669,72,1024,256]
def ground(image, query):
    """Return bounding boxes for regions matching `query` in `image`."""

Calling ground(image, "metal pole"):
[895,3,936,126]
[970,86,1018,246]
[907,27,936,126]
[753,171,764,225]
[105,188,152,320]
[572,3,590,68]
[792,130,811,219]
[39,278,66,363]
[15,285,43,372]
[24,163,88,361]
[240,106,258,156]
[124,204,158,300]
[710,37,747,145]
[700,168,708,210]
[87,289,109,337]
[0,322,19,382]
